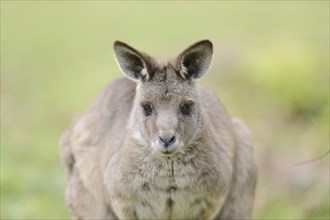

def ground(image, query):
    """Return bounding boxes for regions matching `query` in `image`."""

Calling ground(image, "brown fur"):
[60,40,257,219]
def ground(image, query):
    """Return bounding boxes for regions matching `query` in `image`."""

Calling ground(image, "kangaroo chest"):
[109,157,224,220]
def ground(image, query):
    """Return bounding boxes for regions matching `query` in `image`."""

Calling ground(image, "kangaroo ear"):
[177,40,213,80]
[114,41,153,81]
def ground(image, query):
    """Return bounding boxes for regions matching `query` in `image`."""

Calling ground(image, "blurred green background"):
[1,1,329,219]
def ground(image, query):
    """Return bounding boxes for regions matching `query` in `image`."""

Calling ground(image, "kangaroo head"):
[114,40,213,156]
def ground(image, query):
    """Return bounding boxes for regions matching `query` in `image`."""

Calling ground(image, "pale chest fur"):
[105,148,231,220]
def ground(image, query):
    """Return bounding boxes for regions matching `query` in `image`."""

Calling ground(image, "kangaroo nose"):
[158,135,176,148]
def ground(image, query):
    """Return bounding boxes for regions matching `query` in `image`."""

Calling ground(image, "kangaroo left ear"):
[114,41,154,82]
[176,40,213,80]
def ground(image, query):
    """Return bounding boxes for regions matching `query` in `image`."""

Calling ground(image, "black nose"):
[158,135,176,148]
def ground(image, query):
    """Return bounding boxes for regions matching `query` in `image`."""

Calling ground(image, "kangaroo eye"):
[181,102,193,115]
[142,104,153,116]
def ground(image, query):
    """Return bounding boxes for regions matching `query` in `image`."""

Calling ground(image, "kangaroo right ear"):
[114,41,153,81]
[176,40,213,80]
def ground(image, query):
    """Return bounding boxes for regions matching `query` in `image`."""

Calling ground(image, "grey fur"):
[60,40,257,220]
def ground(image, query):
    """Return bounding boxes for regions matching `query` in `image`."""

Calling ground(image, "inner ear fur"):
[176,40,213,80]
[114,41,155,81]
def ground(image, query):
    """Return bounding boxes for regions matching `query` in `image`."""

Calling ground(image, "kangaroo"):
[60,40,257,220]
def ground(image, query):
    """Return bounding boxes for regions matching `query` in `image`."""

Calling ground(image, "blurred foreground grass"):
[1,1,329,219]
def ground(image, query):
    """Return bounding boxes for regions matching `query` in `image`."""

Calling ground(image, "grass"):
[1,1,329,219]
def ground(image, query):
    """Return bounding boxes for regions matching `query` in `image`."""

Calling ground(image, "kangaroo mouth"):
[152,138,184,157]
[159,148,177,155]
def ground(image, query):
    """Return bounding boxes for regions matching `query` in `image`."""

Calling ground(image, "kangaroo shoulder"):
[231,118,252,150]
